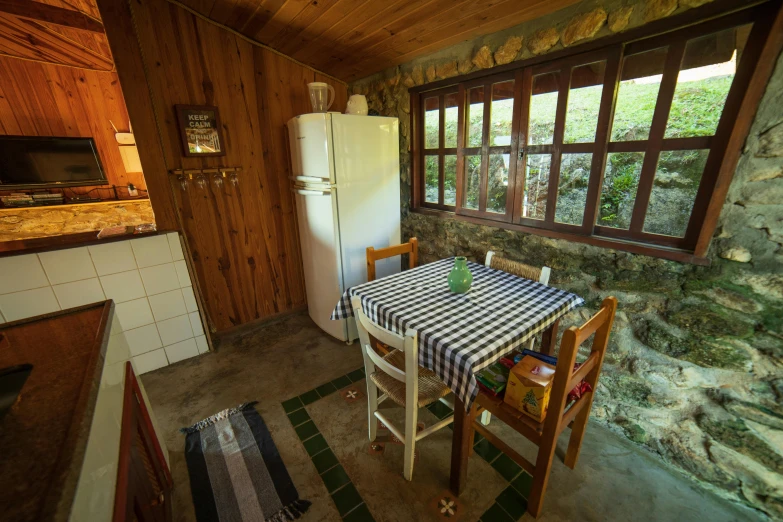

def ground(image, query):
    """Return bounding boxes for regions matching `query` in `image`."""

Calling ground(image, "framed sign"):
[175,105,225,157]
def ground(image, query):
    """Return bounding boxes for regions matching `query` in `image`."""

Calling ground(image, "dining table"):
[330,257,585,495]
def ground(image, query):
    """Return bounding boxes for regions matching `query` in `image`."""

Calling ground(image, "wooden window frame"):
[409,0,783,265]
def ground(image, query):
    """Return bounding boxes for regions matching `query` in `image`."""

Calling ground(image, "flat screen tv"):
[0,136,107,189]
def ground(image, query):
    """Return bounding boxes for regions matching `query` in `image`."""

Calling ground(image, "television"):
[0,136,107,189]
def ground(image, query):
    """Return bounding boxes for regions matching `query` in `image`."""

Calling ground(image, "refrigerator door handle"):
[293,188,331,196]
[290,175,329,183]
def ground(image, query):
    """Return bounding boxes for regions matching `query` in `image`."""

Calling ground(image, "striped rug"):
[182,402,311,522]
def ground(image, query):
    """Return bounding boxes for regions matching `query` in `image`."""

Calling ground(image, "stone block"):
[425,64,436,83]
[608,6,634,32]
[527,27,560,55]
[494,36,523,65]
[644,0,677,22]
[562,8,607,47]
[435,60,458,79]
[411,65,424,86]
[472,45,494,69]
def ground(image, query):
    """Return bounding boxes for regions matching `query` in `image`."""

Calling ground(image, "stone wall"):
[0,199,156,241]
[350,0,783,517]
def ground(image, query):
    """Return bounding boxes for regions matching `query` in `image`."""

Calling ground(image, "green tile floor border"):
[283,367,536,522]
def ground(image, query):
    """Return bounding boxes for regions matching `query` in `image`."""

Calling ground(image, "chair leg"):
[564,398,593,469]
[527,433,558,518]
[367,379,378,442]
[403,403,418,481]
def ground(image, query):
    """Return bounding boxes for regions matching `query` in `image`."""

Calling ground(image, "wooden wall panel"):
[0,55,145,192]
[124,0,346,331]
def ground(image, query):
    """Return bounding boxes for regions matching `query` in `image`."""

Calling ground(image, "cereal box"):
[504,355,556,422]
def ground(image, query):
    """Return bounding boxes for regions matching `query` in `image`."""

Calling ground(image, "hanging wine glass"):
[212,172,224,188]
[195,173,207,190]
[177,175,188,191]
[229,171,239,188]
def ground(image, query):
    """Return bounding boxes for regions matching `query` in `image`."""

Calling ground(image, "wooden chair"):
[366,237,418,281]
[472,296,617,518]
[351,295,454,481]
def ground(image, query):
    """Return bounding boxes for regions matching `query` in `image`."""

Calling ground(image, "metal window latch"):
[518,148,525,159]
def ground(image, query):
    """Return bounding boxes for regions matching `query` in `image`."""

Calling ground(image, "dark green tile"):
[473,431,485,444]
[496,486,528,519]
[295,420,319,441]
[511,471,533,499]
[316,382,338,397]
[428,401,453,420]
[347,368,365,383]
[491,454,522,482]
[331,483,363,516]
[342,503,374,522]
[473,438,501,463]
[299,389,320,405]
[282,396,303,413]
[287,408,311,427]
[331,375,352,389]
[480,502,514,522]
[303,434,328,456]
[321,464,350,493]
[312,448,339,474]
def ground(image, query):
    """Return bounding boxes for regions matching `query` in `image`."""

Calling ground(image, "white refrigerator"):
[287,113,401,342]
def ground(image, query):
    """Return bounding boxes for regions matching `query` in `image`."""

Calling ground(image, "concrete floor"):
[140,311,762,522]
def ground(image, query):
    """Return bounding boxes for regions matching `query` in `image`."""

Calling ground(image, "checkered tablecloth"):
[331,258,585,409]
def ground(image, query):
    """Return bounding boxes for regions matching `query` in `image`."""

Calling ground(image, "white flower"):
[439,498,455,516]
[346,390,358,398]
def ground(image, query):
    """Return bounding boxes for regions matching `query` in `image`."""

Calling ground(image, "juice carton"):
[504,355,556,422]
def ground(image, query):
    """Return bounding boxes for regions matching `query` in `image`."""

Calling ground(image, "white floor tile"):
[123,324,163,356]
[140,263,180,296]
[181,286,198,313]
[115,298,155,331]
[131,235,172,268]
[38,247,97,284]
[164,338,199,364]
[88,241,138,276]
[100,270,146,303]
[148,289,187,322]
[133,349,169,374]
[157,314,193,346]
[53,278,105,310]
[167,232,185,261]
[0,287,60,322]
[174,260,192,287]
[195,334,209,354]
[0,254,50,294]
[189,311,204,336]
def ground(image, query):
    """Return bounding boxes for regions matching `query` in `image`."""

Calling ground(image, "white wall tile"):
[123,324,163,357]
[195,335,209,354]
[174,260,191,288]
[100,270,146,303]
[88,241,137,276]
[181,286,198,313]
[156,314,193,346]
[131,235,172,268]
[38,247,96,284]
[164,338,199,364]
[167,232,184,261]
[133,349,169,375]
[0,287,60,321]
[115,298,154,331]
[140,263,179,296]
[188,311,204,336]
[53,278,105,310]
[0,254,50,294]
[148,289,187,322]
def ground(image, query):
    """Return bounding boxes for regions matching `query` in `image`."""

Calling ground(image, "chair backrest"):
[350,296,418,384]
[485,251,551,285]
[367,238,419,281]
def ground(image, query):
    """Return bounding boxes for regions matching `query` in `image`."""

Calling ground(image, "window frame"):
[409,0,782,264]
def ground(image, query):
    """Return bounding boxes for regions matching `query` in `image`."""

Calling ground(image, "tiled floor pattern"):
[282,368,535,522]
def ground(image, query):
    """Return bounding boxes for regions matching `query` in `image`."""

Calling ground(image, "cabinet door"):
[114,363,172,522]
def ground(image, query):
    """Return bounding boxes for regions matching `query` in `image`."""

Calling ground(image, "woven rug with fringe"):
[181,402,311,522]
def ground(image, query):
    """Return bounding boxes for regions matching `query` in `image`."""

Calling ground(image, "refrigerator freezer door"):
[331,114,401,294]
[287,114,335,183]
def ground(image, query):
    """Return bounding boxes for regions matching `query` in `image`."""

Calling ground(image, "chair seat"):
[370,350,451,408]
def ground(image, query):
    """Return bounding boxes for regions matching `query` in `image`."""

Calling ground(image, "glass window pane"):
[612,47,667,141]
[486,153,509,214]
[424,155,439,203]
[598,152,644,229]
[563,61,606,144]
[467,87,485,148]
[464,155,481,210]
[528,72,559,145]
[444,93,458,148]
[424,97,439,149]
[490,81,514,146]
[523,154,550,220]
[444,154,457,205]
[664,25,750,139]
[554,153,591,225]
[644,149,710,237]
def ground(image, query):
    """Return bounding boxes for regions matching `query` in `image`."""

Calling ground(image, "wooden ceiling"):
[179,0,581,82]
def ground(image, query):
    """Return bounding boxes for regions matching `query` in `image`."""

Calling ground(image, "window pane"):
[523,154,550,220]
[643,149,709,237]
[554,153,591,225]
[424,97,439,149]
[444,154,457,205]
[490,81,514,146]
[598,152,644,229]
[445,93,459,148]
[529,73,558,145]
[467,87,485,148]
[563,61,606,144]
[487,153,509,214]
[664,25,749,138]
[612,47,667,141]
[464,155,481,210]
[424,155,439,203]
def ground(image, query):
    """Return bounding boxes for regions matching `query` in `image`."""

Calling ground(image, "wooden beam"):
[0,0,104,33]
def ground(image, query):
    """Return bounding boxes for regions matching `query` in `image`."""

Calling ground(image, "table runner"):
[331,258,584,408]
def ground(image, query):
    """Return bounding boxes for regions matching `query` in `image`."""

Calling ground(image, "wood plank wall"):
[0,56,145,192]
[126,0,347,331]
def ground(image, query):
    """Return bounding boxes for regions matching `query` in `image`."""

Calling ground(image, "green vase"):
[448,256,473,293]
